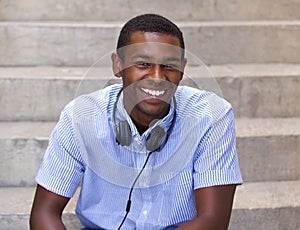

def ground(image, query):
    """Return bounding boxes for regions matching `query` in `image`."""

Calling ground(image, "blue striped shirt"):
[36,84,243,229]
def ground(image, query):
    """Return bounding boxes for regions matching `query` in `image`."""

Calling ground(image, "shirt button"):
[142,210,148,216]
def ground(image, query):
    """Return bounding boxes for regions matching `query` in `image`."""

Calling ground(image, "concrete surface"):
[0,64,299,121]
[0,180,299,229]
[1,0,300,21]
[1,1,299,228]
[1,21,300,66]
[0,117,299,186]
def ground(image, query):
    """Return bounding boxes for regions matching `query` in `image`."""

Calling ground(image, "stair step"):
[230,180,300,230]
[1,64,299,121]
[236,117,300,182]
[0,0,299,22]
[0,66,112,121]
[1,21,300,66]
[0,118,299,186]
[0,186,82,230]
[0,122,55,187]
[0,180,299,229]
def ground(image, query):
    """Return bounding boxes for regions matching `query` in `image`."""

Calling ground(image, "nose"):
[149,64,165,81]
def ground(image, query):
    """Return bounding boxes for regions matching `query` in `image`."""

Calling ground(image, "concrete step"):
[235,118,300,182]
[1,21,300,66]
[0,118,299,186]
[0,181,299,229]
[230,180,300,230]
[0,186,82,230]
[0,0,299,22]
[0,64,299,121]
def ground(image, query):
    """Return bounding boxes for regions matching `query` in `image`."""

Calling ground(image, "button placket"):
[136,188,153,229]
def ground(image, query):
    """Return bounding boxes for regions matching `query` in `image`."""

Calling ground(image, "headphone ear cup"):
[116,121,132,146]
[146,126,166,152]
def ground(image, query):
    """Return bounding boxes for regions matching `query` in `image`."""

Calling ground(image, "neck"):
[128,105,169,135]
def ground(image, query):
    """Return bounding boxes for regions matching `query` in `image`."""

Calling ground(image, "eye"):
[162,64,178,70]
[135,61,151,68]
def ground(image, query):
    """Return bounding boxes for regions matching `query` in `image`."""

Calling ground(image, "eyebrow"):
[164,56,181,62]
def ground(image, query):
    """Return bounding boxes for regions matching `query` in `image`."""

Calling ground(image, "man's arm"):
[177,184,236,230]
[30,184,70,230]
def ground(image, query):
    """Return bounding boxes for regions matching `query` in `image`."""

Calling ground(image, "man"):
[30,14,243,229]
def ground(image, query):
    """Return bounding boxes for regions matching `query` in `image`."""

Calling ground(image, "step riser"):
[0,78,109,121]
[0,138,47,187]
[238,135,300,182]
[1,0,299,21]
[217,75,300,118]
[0,214,83,230]
[229,207,300,230]
[1,23,300,66]
[1,135,299,186]
[1,75,299,121]
[1,208,299,230]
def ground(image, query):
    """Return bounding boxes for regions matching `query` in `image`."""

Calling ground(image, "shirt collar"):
[115,91,176,141]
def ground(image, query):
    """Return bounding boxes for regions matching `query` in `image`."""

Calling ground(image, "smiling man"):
[30,14,243,230]
[112,31,186,134]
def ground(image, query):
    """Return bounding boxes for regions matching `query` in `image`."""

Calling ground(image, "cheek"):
[122,69,144,84]
[169,73,183,85]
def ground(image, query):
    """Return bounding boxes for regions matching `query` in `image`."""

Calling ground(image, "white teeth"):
[141,88,166,97]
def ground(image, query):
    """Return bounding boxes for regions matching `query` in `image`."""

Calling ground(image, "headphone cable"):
[117,152,152,230]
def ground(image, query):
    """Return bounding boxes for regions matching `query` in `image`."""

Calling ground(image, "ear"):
[179,57,187,81]
[111,53,123,78]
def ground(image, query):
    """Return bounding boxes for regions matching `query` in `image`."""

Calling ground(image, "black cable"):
[117,152,152,230]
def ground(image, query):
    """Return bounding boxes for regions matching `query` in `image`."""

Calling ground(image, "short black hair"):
[116,14,185,56]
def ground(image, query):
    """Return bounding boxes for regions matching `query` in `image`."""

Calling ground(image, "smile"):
[141,87,166,97]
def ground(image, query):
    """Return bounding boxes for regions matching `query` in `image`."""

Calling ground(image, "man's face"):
[113,31,186,120]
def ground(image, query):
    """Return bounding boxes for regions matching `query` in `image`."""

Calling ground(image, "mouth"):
[141,87,166,97]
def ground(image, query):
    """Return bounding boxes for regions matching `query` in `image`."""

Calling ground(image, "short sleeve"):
[36,106,84,197]
[193,107,243,189]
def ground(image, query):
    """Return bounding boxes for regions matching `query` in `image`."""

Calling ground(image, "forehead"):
[120,32,182,61]
[128,31,181,46]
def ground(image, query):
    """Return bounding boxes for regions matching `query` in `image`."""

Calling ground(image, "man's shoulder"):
[63,84,122,118]
[175,86,232,120]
